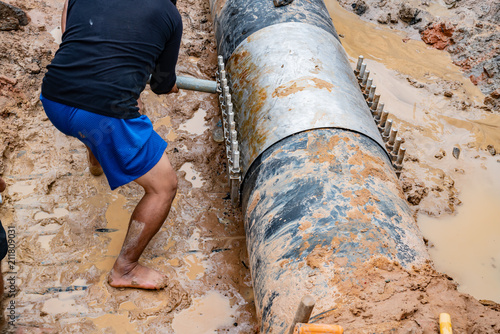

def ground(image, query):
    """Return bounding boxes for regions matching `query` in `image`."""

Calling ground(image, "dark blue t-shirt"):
[42,0,182,119]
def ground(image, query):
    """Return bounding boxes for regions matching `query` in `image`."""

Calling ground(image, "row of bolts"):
[216,56,242,179]
[214,54,405,179]
[355,56,406,177]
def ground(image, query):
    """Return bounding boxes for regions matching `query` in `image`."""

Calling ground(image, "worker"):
[40,0,182,290]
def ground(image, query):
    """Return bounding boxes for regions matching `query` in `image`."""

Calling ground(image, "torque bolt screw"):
[355,55,364,76]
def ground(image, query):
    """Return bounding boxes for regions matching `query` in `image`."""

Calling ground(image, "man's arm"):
[150,21,182,95]
[61,0,68,34]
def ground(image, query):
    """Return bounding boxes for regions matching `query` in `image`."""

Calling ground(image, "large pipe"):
[241,129,428,332]
[209,0,429,332]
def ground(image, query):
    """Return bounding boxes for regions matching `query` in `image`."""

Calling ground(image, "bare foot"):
[87,148,103,176]
[108,262,168,290]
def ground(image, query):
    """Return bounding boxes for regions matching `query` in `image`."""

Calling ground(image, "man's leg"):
[86,146,103,176]
[108,153,177,289]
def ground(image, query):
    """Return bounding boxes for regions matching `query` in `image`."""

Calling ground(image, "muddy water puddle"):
[179,107,208,135]
[50,27,62,44]
[171,291,238,333]
[41,279,89,316]
[419,161,500,302]
[326,0,500,302]
[179,162,205,188]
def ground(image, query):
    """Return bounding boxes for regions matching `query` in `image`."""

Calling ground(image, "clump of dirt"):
[398,3,422,25]
[420,22,454,50]
[351,0,368,16]
[401,172,461,217]
[0,1,29,31]
[485,87,500,110]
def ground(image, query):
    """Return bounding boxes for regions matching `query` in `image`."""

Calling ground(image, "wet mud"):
[0,0,499,332]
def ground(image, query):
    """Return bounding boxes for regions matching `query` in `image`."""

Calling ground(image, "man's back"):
[42,0,182,119]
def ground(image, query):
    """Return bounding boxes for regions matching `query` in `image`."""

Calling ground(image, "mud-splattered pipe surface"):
[208,0,430,332]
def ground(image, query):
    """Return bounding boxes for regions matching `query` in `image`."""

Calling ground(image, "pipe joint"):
[217,55,242,206]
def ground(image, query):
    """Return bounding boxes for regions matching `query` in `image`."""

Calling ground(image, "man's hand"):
[0,177,6,193]
[168,84,179,94]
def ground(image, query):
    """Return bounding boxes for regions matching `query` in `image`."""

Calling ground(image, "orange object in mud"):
[439,313,453,334]
[293,323,344,334]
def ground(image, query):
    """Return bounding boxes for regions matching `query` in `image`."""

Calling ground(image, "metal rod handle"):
[175,76,218,94]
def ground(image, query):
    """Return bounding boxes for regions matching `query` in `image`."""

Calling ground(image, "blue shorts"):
[40,95,168,190]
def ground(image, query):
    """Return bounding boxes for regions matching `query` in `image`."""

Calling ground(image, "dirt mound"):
[0,1,29,31]
[321,258,500,333]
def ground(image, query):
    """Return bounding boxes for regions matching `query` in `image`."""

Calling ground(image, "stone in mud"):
[407,77,425,88]
[401,180,412,193]
[444,0,459,9]
[434,149,446,159]
[398,4,421,25]
[443,90,453,97]
[351,0,368,16]
[26,62,40,74]
[491,88,500,99]
[469,73,484,86]
[487,145,496,156]
[377,13,390,24]
[484,89,500,111]
[0,1,29,31]
[389,12,399,24]
[407,185,428,206]
[483,62,498,78]
[479,299,500,312]
[377,11,399,24]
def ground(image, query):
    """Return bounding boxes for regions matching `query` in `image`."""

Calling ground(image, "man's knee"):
[147,163,177,198]
[163,167,177,196]
[136,154,178,198]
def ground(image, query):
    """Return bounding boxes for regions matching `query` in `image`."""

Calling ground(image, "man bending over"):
[40,0,182,289]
